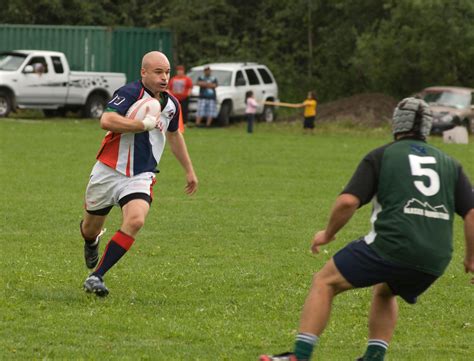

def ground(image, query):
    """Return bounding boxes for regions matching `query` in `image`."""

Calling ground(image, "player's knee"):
[311,272,333,291]
[126,216,145,233]
[311,269,350,295]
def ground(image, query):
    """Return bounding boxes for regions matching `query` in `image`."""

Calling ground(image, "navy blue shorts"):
[333,239,439,304]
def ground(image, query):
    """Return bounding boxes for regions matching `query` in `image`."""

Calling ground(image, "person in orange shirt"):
[168,65,193,123]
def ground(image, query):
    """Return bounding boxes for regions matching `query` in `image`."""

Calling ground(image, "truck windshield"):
[188,70,232,86]
[0,53,27,71]
[423,91,471,109]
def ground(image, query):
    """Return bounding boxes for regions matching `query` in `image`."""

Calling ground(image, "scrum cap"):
[392,97,432,138]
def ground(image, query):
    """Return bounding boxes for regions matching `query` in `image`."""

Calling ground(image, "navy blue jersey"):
[97,80,180,176]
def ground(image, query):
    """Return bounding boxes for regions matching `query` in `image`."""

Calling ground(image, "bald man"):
[80,51,198,296]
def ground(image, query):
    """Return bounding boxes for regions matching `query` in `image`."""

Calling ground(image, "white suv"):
[187,62,279,125]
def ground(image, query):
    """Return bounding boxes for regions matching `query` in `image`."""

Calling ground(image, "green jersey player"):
[260,97,474,361]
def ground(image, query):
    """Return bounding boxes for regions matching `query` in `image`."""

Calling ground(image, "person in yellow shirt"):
[301,91,317,134]
[265,91,318,134]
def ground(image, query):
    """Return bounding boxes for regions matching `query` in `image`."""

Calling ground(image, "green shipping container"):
[0,24,172,83]
[112,27,172,82]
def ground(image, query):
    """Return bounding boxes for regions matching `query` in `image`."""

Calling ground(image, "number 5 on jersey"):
[408,154,440,196]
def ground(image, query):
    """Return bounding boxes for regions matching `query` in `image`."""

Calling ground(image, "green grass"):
[0,118,473,360]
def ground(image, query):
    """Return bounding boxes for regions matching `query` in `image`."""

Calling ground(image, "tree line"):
[3,0,474,102]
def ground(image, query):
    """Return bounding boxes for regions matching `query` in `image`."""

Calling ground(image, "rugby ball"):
[126,97,161,120]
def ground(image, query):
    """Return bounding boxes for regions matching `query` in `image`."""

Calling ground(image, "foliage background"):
[2,0,474,102]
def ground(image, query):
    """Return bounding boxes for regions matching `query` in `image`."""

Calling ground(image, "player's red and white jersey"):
[96,80,180,177]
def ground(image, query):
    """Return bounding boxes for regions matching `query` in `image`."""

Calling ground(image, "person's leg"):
[303,117,311,135]
[362,283,398,361]
[206,99,216,127]
[93,199,150,278]
[81,210,109,269]
[81,211,107,240]
[294,258,354,360]
[309,118,315,135]
[299,258,354,333]
[195,99,203,126]
[120,198,150,237]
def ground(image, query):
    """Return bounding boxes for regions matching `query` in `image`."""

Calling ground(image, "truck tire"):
[218,101,232,126]
[263,104,276,122]
[462,118,472,134]
[0,91,12,118]
[82,93,107,119]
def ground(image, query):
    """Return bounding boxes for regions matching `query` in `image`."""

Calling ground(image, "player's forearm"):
[100,112,145,133]
[325,194,360,239]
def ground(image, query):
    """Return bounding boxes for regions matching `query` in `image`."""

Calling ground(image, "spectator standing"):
[301,91,317,134]
[245,90,258,133]
[168,65,193,124]
[195,66,218,127]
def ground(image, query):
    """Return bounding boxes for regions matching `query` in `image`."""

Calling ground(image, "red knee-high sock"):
[93,230,134,277]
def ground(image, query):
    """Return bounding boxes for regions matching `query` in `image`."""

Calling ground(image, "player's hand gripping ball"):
[126,97,161,131]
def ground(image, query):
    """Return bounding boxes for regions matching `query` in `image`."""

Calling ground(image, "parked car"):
[0,50,126,118]
[187,62,279,125]
[417,86,474,134]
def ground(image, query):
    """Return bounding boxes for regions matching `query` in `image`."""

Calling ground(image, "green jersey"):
[343,137,473,276]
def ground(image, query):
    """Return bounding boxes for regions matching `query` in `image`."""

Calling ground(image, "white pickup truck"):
[0,50,126,118]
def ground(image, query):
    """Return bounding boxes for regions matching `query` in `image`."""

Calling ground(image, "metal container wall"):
[0,25,172,82]
[111,27,173,82]
[0,24,112,72]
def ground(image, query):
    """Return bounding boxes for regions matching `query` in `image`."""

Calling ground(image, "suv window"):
[245,69,260,85]
[257,67,273,84]
[235,70,246,86]
[51,56,64,74]
[188,70,232,86]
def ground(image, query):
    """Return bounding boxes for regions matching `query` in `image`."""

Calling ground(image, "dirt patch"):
[278,93,399,126]
[317,93,398,125]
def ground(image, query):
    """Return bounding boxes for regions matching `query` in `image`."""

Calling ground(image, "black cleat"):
[83,274,109,297]
[83,228,106,269]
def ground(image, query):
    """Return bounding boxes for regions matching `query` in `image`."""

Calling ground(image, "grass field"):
[1,118,473,360]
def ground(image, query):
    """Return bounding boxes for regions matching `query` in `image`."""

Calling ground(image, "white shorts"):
[84,161,156,214]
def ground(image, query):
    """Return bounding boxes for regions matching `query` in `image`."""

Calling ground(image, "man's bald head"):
[141,51,170,70]
[140,51,171,95]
